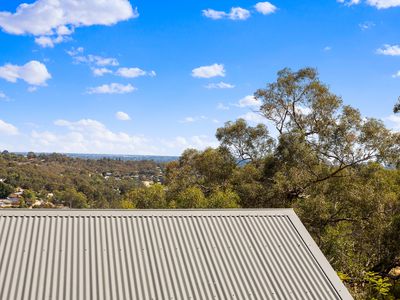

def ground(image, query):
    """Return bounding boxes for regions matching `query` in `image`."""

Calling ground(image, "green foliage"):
[207,188,240,208]
[123,184,167,209]
[119,199,135,209]
[216,118,274,163]
[54,188,89,208]
[337,272,351,282]
[365,272,393,299]
[174,186,207,208]
[0,181,13,198]
[0,152,160,207]
[165,147,236,200]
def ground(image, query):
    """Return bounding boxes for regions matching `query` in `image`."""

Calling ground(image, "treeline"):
[0,152,164,208]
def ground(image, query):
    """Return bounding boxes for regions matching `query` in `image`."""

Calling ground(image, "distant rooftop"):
[0,209,352,300]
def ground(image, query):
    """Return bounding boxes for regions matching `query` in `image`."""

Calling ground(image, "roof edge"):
[288,211,354,300]
[0,208,295,217]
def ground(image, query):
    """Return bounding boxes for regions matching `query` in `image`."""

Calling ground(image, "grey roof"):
[0,209,352,300]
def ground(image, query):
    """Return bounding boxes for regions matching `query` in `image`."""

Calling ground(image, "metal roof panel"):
[0,209,353,299]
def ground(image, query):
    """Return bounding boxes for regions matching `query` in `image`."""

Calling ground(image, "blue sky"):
[0,0,400,155]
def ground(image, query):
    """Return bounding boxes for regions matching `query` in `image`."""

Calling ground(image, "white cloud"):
[339,0,400,8]
[115,111,131,121]
[69,49,156,79]
[182,117,195,123]
[92,67,113,77]
[68,48,119,67]
[0,119,18,135]
[386,114,400,129]
[192,63,225,78]
[0,0,138,46]
[229,7,251,20]
[238,95,262,107]
[67,47,84,56]
[240,111,266,124]
[179,116,207,123]
[366,0,400,8]
[359,21,375,30]
[205,81,235,89]
[254,2,277,14]
[116,67,156,78]
[202,9,227,20]
[217,103,230,110]
[27,86,38,92]
[295,106,312,115]
[74,54,119,66]
[0,60,51,86]
[27,118,218,155]
[377,44,400,56]
[29,118,156,154]
[202,7,250,20]
[392,71,400,78]
[324,46,332,51]
[34,35,67,48]
[337,0,361,6]
[87,83,136,94]
[161,135,218,152]
[0,91,7,99]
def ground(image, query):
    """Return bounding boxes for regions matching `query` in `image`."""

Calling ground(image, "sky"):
[0,0,400,155]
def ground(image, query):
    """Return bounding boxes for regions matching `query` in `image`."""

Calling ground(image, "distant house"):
[142,180,154,187]
[0,209,353,299]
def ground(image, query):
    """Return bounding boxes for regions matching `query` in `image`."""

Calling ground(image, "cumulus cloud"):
[115,111,131,121]
[240,111,266,124]
[116,67,156,78]
[366,0,400,8]
[66,47,84,56]
[337,0,361,6]
[26,118,216,155]
[192,64,225,78]
[74,54,119,67]
[217,103,230,110]
[0,119,18,135]
[28,118,156,154]
[229,7,251,20]
[392,71,400,78]
[0,91,7,99]
[68,48,156,79]
[202,9,227,20]
[254,2,277,14]
[359,21,375,30]
[35,35,68,48]
[338,0,400,8]
[377,44,400,56]
[237,95,262,107]
[87,83,136,94]
[205,81,235,89]
[68,47,119,67]
[179,116,207,123]
[0,60,51,86]
[92,67,113,77]
[161,135,219,152]
[386,114,400,130]
[0,0,138,47]
[27,86,38,92]
[202,7,250,20]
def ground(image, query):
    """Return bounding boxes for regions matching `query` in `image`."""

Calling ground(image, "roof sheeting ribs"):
[0,209,353,299]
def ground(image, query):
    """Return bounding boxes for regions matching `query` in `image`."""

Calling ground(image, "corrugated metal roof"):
[0,209,353,300]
